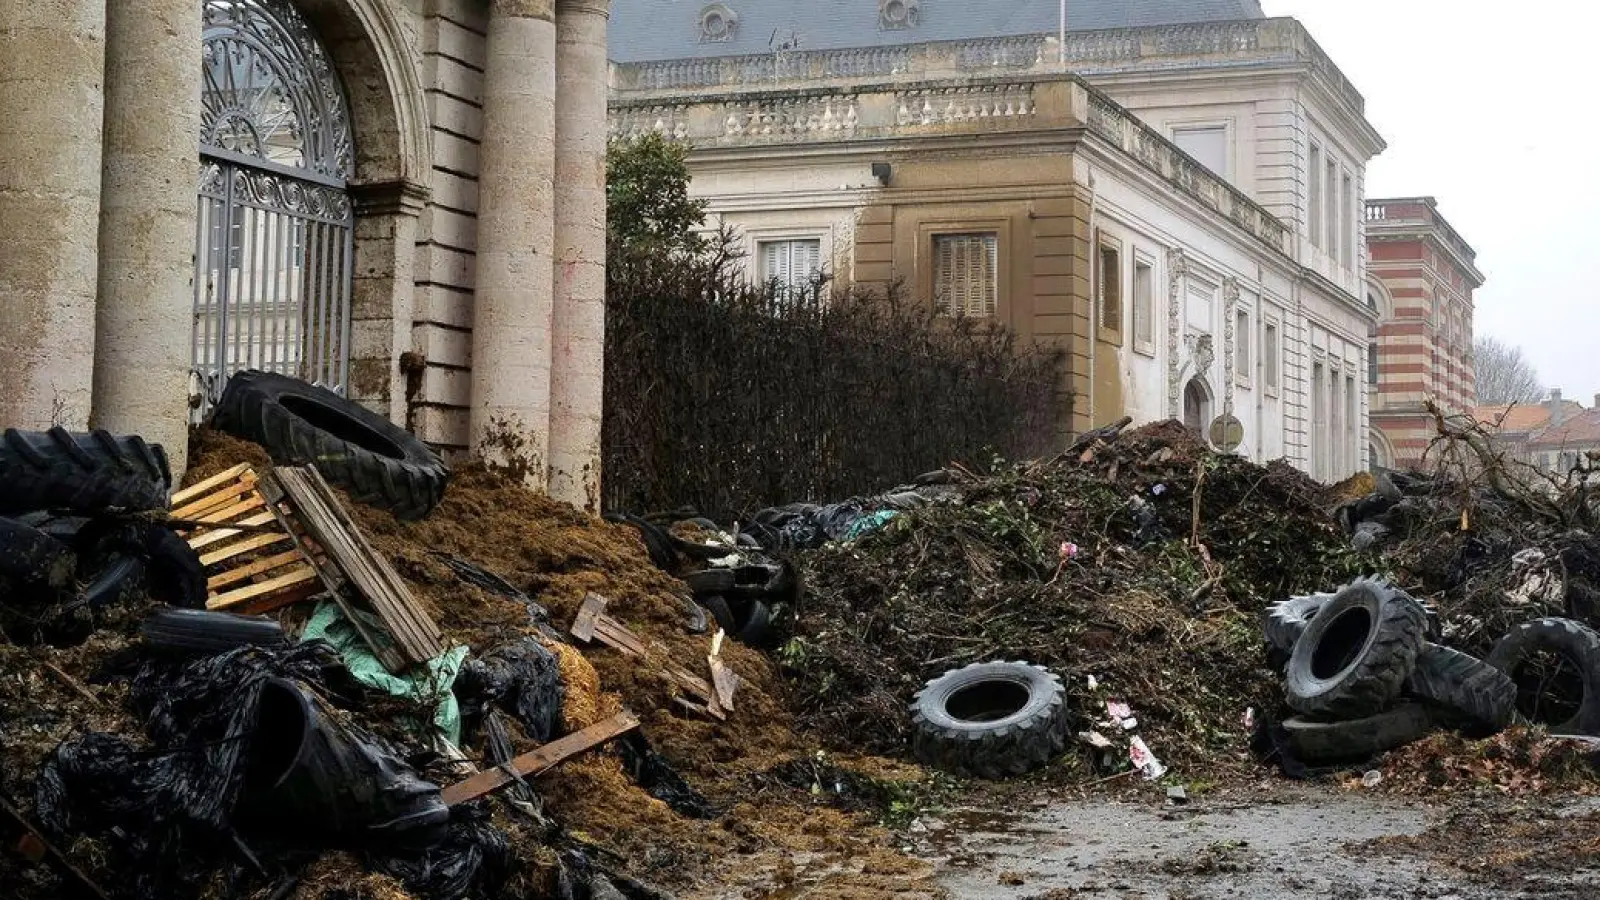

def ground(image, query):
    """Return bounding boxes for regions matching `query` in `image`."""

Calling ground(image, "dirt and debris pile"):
[1,427,935,900]
[780,420,1372,775]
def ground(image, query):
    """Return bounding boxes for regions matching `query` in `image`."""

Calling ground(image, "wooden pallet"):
[170,463,322,615]
[261,466,446,672]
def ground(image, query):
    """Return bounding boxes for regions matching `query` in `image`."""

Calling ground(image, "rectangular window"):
[1308,144,1322,248]
[1235,309,1251,381]
[1264,322,1280,393]
[1312,361,1326,480]
[933,232,999,317]
[1097,242,1122,336]
[1346,374,1358,473]
[1132,257,1154,352]
[1173,125,1228,175]
[1340,173,1354,268]
[1325,158,1338,259]
[1367,341,1379,385]
[1331,368,1344,476]
[758,238,823,294]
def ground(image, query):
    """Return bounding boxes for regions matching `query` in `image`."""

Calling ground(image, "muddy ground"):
[911,784,1600,900]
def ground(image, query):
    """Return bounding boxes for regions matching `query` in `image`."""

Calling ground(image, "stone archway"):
[1183,377,1213,436]
[269,0,431,422]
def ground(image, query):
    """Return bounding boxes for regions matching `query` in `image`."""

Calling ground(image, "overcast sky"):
[1261,1,1598,403]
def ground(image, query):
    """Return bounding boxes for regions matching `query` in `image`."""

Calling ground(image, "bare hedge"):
[602,236,1064,520]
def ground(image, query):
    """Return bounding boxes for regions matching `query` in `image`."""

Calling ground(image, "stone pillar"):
[548,0,611,512]
[470,0,558,487]
[0,1,106,429]
[91,0,201,474]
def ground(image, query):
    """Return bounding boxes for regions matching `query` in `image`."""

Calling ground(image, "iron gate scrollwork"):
[193,0,356,415]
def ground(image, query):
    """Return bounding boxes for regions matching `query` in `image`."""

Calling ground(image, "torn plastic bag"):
[454,636,565,744]
[368,793,511,900]
[301,599,469,743]
[615,731,716,819]
[430,550,551,624]
[33,642,352,898]
[233,677,449,850]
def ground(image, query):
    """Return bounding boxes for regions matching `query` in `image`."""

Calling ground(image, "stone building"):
[607,2,1385,481]
[1475,390,1600,474]
[1364,197,1484,470]
[0,0,612,509]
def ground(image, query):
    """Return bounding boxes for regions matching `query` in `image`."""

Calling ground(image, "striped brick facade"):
[1364,197,1483,469]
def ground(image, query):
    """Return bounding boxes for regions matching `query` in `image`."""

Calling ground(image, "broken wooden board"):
[0,796,110,900]
[441,711,640,806]
[570,594,729,720]
[262,466,445,671]
[171,464,322,615]
[569,593,648,656]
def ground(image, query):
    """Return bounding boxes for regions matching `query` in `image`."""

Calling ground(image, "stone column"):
[91,0,202,475]
[548,0,611,512]
[0,1,106,429]
[470,0,558,487]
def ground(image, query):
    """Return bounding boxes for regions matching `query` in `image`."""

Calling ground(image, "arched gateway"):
[193,0,356,412]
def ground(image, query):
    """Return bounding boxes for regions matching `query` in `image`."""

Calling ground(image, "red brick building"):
[1363,197,1484,470]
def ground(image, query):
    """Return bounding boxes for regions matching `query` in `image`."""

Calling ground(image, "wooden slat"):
[303,467,445,648]
[197,531,291,566]
[188,511,279,550]
[206,566,318,610]
[259,470,408,672]
[170,463,250,506]
[232,583,324,616]
[188,492,266,525]
[440,711,640,806]
[171,472,258,519]
[206,549,309,590]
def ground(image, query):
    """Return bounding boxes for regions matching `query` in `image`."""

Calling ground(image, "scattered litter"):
[1166,785,1189,804]
[1129,736,1167,780]
[1362,769,1383,788]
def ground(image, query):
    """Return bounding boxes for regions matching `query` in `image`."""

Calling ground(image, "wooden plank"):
[188,511,279,550]
[197,531,291,566]
[303,467,445,649]
[170,463,250,506]
[570,594,604,642]
[232,583,324,616]
[206,566,318,610]
[260,469,408,672]
[440,711,640,806]
[206,549,310,590]
[596,619,648,656]
[190,492,267,525]
[709,657,739,711]
[171,472,258,519]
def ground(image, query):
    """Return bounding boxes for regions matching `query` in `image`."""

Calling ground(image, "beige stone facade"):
[0,0,611,508]
[610,19,1385,481]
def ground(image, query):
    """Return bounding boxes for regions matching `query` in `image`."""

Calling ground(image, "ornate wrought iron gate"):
[193,0,355,413]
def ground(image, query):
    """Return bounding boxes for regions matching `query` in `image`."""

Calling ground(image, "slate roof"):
[609,0,1268,63]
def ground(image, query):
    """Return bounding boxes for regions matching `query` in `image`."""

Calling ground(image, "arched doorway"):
[193,0,356,412]
[1183,377,1212,435]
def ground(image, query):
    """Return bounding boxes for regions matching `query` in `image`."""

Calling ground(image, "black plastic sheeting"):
[614,731,716,820]
[455,637,566,745]
[31,641,519,900]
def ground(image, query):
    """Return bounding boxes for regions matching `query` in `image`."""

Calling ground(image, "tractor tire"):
[1487,617,1600,736]
[210,370,448,520]
[1284,577,1426,720]
[1404,643,1516,733]
[910,661,1068,779]
[140,607,290,655]
[1282,704,1437,763]
[0,428,171,515]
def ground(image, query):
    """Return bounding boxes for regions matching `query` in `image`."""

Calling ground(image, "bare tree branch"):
[1473,335,1545,405]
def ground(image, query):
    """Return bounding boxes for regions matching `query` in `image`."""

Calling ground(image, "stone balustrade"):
[611,18,1364,115]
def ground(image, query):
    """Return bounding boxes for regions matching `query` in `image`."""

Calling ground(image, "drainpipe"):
[1085,168,1098,428]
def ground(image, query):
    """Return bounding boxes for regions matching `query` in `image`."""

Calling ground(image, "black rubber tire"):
[1282,703,1437,763]
[1404,643,1516,733]
[210,370,448,520]
[683,569,735,596]
[0,427,171,515]
[1264,591,1336,656]
[71,519,207,609]
[1267,586,1440,658]
[910,661,1068,779]
[0,517,77,590]
[1284,577,1427,719]
[140,607,289,654]
[1487,617,1600,735]
[700,595,774,647]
